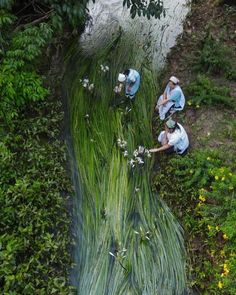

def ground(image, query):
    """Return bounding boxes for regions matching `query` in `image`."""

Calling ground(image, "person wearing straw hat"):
[155,76,185,120]
[114,69,140,100]
[149,118,189,155]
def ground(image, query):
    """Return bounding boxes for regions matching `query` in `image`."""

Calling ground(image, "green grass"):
[65,32,187,294]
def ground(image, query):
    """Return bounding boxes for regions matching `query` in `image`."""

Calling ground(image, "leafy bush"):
[0,0,14,9]
[46,0,94,30]
[0,3,78,292]
[0,9,15,28]
[0,101,73,294]
[0,23,53,123]
[184,74,233,107]
[192,32,236,79]
[153,150,236,294]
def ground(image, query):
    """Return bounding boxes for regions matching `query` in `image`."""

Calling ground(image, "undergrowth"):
[190,32,236,80]
[184,74,233,108]
[153,150,236,294]
[0,101,74,294]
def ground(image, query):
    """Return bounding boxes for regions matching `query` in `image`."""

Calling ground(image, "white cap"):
[169,76,179,84]
[118,73,126,82]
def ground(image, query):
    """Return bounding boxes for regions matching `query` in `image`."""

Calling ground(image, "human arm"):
[157,84,169,106]
[149,143,172,153]
[158,96,168,106]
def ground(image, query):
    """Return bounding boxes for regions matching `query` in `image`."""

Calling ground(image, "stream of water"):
[64,1,190,294]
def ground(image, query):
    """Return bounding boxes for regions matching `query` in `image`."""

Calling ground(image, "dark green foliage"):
[0,9,15,28]
[0,0,14,9]
[0,9,16,56]
[123,0,165,19]
[0,23,53,123]
[184,74,233,107]
[44,0,94,30]
[192,32,236,79]
[0,101,73,294]
[154,150,236,293]
[0,1,80,293]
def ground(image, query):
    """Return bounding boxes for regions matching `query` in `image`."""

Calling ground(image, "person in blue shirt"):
[155,76,185,120]
[115,69,141,100]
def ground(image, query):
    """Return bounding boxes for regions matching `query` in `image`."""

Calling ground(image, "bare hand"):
[149,148,158,153]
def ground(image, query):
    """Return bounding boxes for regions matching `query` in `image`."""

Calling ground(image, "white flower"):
[120,140,127,148]
[114,86,119,93]
[123,150,128,157]
[134,231,139,235]
[109,252,116,258]
[129,159,136,168]
[145,149,151,158]
[135,187,140,192]
[117,138,127,149]
[82,78,90,88]
[88,83,94,91]
[133,149,139,157]
[136,157,144,164]
[85,114,89,118]
[138,146,145,154]
[125,106,132,113]
[100,64,109,72]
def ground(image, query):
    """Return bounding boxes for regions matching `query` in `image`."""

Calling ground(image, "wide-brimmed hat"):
[166,118,176,129]
[118,73,126,82]
[169,76,179,84]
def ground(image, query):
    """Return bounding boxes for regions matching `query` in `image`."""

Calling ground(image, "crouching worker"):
[114,69,140,100]
[149,118,189,155]
[155,76,185,120]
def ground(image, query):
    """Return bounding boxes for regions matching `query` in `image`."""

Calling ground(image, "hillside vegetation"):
[153,0,236,293]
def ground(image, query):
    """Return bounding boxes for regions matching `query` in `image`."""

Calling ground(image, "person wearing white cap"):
[155,76,185,120]
[149,118,189,155]
[114,69,140,99]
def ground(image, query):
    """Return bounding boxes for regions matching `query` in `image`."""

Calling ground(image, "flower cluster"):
[100,64,109,73]
[114,85,122,93]
[134,226,151,241]
[109,246,128,271]
[128,146,151,168]
[217,281,223,289]
[109,247,127,260]
[80,78,94,91]
[117,139,151,169]
[221,262,230,277]
[117,138,127,149]
[195,189,208,214]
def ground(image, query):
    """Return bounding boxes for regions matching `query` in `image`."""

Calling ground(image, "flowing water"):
[64,1,190,294]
